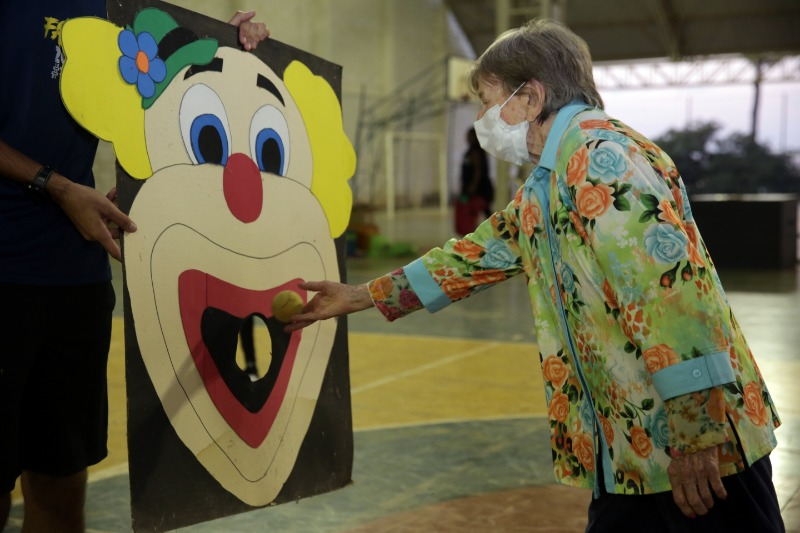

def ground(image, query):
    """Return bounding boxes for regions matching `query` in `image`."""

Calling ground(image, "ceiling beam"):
[651,0,682,60]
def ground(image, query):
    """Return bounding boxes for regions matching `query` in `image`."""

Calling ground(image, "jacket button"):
[692,369,702,378]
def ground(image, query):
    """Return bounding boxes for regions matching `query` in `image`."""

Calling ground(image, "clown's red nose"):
[223,153,263,223]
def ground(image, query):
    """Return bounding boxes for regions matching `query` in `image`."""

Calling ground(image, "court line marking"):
[82,339,542,484]
[88,462,129,483]
[350,330,537,346]
[354,413,547,433]
[82,415,551,483]
[350,341,502,395]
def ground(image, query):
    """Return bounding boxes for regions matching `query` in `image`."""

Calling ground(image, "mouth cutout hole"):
[237,314,273,381]
[201,308,292,413]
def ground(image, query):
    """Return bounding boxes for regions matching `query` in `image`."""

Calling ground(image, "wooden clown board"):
[59,1,356,529]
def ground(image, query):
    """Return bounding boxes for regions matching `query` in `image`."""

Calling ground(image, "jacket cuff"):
[652,351,735,400]
[404,258,452,312]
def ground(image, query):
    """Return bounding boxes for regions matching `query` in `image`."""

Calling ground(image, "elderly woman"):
[286,19,784,532]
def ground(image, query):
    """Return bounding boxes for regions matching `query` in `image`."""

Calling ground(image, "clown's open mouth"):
[178,269,305,445]
[200,308,290,413]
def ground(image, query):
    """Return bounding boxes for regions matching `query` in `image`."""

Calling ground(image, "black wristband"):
[27,165,55,197]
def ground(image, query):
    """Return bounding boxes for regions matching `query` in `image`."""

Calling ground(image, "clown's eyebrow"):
[184,58,223,79]
[257,74,285,106]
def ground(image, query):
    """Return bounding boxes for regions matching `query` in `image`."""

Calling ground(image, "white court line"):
[84,342,508,483]
[354,413,546,433]
[88,461,129,482]
[350,341,501,395]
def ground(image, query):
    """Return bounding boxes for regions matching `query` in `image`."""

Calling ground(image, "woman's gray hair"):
[467,18,604,123]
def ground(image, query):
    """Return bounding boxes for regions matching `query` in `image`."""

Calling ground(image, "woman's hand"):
[228,11,270,51]
[284,280,374,332]
[668,445,727,517]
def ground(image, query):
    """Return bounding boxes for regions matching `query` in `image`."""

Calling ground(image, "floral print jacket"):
[367,107,780,495]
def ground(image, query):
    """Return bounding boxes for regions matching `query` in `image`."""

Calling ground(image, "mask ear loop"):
[499,81,527,108]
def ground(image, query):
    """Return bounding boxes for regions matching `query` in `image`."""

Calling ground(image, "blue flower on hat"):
[118,29,167,98]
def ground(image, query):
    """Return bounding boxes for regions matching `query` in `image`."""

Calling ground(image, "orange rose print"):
[743,381,769,426]
[684,223,698,248]
[452,240,484,261]
[639,138,661,155]
[619,315,636,345]
[513,187,524,205]
[683,224,705,266]
[600,415,614,444]
[548,389,570,423]
[569,211,589,244]
[657,199,683,228]
[470,269,507,285]
[440,276,472,300]
[671,187,684,217]
[521,203,542,237]
[580,119,613,130]
[567,146,589,187]
[542,355,569,389]
[370,275,394,300]
[602,279,619,309]
[431,263,453,277]
[707,387,727,424]
[572,432,595,471]
[687,245,705,267]
[642,344,680,374]
[630,425,653,458]
[576,182,614,219]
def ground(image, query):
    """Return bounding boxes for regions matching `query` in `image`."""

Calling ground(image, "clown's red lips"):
[179,269,305,448]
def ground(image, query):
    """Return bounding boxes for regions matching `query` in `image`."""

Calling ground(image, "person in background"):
[240,315,259,380]
[284,19,785,533]
[0,3,268,531]
[460,126,494,219]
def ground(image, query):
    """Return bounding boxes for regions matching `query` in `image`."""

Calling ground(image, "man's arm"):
[0,139,136,261]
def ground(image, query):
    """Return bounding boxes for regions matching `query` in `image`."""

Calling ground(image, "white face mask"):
[473,83,530,166]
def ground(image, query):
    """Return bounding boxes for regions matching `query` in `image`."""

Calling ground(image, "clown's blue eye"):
[179,83,231,166]
[191,114,229,165]
[249,105,290,176]
[254,129,285,175]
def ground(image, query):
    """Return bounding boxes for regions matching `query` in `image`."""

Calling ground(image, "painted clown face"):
[60,10,355,507]
[123,47,339,506]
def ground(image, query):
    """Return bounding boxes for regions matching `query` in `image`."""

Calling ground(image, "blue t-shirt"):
[0,0,111,285]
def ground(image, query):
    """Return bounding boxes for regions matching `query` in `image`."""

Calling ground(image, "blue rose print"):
[681,187,692,220]
[643,223,688,264]
[589,143,627,183]
[579,397,595,430]
[560,263,576,294]
[557,178,575,209]
[480,239,517,269]
[551,233,562,264]
[118,29,167,98]
[595,129,628,144]
[646,404,669,450]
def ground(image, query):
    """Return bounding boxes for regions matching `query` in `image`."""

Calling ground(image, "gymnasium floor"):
[6,207,800,532]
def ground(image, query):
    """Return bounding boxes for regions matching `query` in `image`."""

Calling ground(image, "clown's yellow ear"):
[60,17,152,178]
[285,61,356,238]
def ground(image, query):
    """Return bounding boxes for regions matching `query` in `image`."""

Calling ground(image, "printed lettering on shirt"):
[44,17,65,79]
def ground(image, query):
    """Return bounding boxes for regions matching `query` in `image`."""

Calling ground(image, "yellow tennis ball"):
[271,290,304,323]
